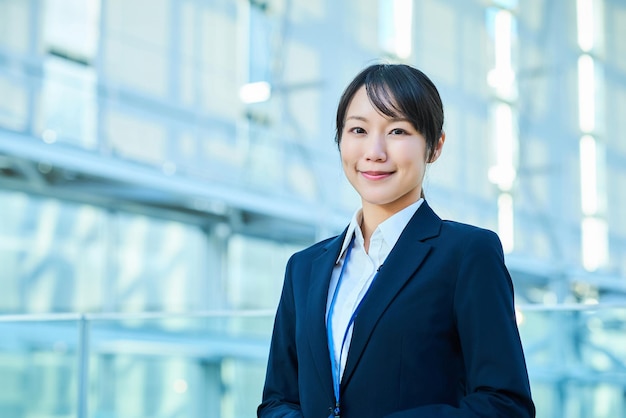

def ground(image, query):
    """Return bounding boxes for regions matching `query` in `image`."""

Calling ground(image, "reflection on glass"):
[1,307,624,418]
[0,313,274,418]
[519,306,626,418]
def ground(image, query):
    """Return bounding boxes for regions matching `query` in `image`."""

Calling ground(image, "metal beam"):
[0,129,350,235]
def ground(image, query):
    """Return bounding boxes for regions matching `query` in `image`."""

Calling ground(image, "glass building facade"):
[0,0,625,417]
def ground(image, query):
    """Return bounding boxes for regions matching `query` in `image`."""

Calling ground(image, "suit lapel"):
[341,202,442,388]
[306,229,347,401]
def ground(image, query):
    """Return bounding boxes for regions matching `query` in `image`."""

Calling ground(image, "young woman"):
[258,64,535,418]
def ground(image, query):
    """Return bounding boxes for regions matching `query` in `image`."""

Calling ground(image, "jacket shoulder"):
[289,234,340,262]
[437,220,505,254]
[440,219,501,240]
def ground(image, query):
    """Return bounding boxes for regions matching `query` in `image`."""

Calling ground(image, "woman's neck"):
[360,198,420,252]
[360,205,393,253]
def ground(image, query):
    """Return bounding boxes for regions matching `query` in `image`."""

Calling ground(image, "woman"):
[258,64,535,418]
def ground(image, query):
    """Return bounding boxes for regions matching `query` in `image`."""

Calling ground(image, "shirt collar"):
[335,198,424,264]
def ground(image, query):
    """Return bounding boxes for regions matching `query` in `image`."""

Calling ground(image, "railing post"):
[77,315,90,418]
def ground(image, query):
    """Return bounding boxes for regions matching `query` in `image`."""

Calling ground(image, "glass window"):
[39,56,98,148]
[0,0,34,52]
[378,0,413,59]
[0,191,214,314]
[228,234,303,310]
[43,0,101,63]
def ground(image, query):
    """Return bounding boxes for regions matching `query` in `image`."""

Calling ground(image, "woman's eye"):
[350,127,366,134]
[390,128,407,135]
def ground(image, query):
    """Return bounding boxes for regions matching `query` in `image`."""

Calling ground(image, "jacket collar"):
[305,201,443,399]
[335,199,425,264]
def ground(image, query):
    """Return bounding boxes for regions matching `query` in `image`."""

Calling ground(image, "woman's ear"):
[428,131,446,163]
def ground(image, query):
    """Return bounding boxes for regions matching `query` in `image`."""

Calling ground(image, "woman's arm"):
[387,229,535,418]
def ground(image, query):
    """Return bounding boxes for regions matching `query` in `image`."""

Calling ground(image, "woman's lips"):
[360,170,393,180]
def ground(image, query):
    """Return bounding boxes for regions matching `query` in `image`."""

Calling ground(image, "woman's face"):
[340,86,443,214]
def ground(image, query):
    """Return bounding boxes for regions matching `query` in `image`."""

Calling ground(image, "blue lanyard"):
[326,236,378,417]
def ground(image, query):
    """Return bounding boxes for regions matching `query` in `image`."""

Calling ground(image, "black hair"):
[335,63,444,162]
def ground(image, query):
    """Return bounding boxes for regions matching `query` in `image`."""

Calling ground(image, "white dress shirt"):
[326,198,424,379]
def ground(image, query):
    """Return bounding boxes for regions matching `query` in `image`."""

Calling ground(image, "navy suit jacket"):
[258,202,535,417]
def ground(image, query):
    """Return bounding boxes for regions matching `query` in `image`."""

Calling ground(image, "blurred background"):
[0,0,625,417]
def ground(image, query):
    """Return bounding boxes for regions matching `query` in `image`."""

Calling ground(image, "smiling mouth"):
[360,171,393,180]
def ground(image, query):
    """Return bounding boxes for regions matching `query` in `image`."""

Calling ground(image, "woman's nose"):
[364,134,387,161]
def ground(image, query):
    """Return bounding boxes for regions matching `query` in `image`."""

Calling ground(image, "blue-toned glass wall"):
[0,1,300,416]
[507,0,626,415]
[1,0,626,417]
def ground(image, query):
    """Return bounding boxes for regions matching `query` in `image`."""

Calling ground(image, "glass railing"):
[1,305,625,418]
[518,303,626,418]
[0,311,275,418]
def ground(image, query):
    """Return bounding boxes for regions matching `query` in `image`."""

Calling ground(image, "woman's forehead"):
[365,83,405,118]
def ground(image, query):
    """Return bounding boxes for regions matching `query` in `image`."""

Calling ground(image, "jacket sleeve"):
[387,229,535,418]
[257,256,305,418]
